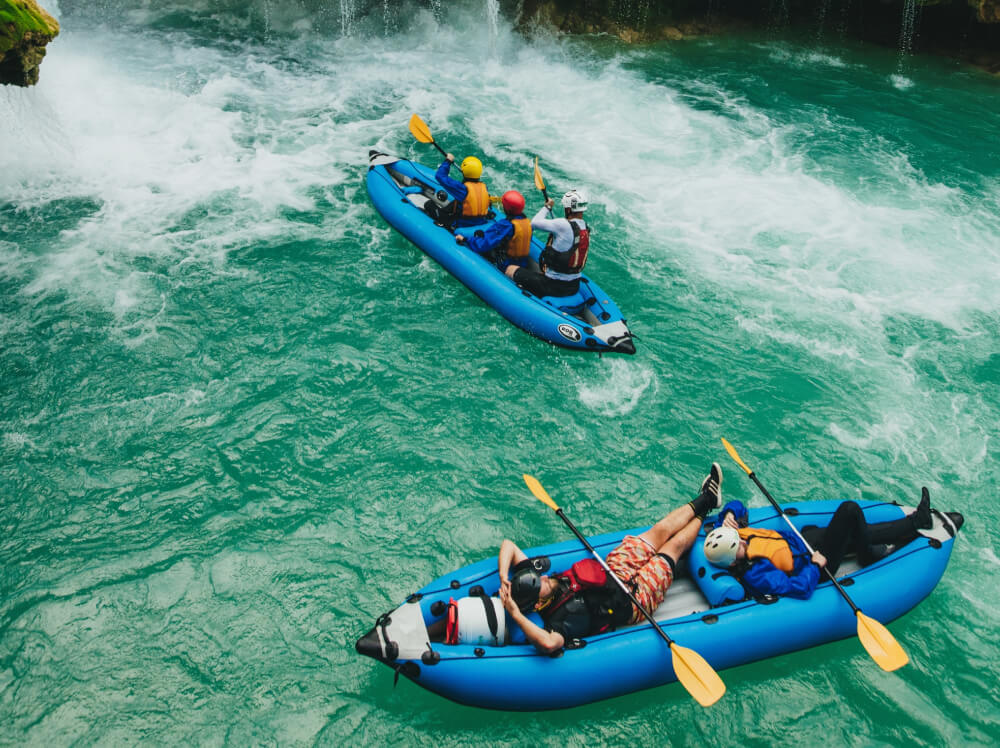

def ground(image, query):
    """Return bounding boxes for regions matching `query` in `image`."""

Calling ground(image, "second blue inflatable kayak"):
[356,499,962,710]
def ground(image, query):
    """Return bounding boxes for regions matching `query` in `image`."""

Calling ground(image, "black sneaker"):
[699,463,723,511]
[914,487,932,529]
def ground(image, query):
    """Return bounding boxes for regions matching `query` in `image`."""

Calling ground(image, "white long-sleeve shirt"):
[531,208,587,280]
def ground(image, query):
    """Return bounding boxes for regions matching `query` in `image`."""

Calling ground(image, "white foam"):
[2,13,998,371]
[891,73,915,90]
[577,358,656,416]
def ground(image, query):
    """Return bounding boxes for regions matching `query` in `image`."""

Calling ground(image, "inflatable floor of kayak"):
[366,151,636,354]
[356,500,962,711]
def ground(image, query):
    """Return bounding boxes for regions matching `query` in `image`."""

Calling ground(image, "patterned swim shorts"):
[606,535,674,624]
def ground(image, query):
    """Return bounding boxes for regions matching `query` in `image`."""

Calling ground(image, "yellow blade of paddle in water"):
[856,611,909,671]
[670,642,726,707]
[408,113,434,144]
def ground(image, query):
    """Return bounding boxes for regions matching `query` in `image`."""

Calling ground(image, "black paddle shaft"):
[746,472,862,615]
[554,508,678,647]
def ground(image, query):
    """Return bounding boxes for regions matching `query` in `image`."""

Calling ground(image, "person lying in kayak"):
[497,464,724,654]
[426,153,495,228]
[702,489,938,600]
[455,190,536,270]
[504,189,589,298]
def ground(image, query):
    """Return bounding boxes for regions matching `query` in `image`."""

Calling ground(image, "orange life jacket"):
[462,181,490,218]
[739,527,794,573]
[504,217,532,258]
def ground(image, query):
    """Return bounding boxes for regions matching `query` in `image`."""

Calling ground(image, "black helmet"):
[510,556,551,613]
[511,569,542,612]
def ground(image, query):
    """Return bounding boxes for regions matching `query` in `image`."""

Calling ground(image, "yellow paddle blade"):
[721,438,753,476]
[523,474,560,512]
[408,113,434,144]
[670,642,726,707]
[856,611,909,671]
[533,156,546,192]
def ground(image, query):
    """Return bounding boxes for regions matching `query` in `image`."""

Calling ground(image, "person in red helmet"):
[455,190,535,270]
[504,189,589,298]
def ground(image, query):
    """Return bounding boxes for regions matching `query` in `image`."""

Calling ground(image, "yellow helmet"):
[460,156,483,180]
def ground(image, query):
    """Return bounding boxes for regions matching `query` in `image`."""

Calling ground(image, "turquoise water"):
[1,2,999,744]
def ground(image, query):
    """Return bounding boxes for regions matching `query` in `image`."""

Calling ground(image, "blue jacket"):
[720,500,820,600]
[462,217,519,256]
[435,160,468,203]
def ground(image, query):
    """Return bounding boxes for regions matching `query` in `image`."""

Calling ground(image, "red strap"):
[444,598,458,645]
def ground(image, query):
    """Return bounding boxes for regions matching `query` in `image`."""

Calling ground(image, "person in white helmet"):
[703,489,951,600]
[504,189,591,298]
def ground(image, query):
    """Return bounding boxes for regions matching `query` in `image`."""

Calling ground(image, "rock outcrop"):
[0,0,59,87]
[976,0,1000,22]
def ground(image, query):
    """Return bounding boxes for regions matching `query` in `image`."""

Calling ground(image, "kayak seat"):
[542,290,602,326]
[689,529,748,607]
[542,289,588,314]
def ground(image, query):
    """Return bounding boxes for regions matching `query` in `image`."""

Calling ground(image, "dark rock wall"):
[516,0,1000,69]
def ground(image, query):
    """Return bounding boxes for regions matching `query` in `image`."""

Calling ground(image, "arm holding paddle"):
[435,156,468,202]
[410,113,496,210]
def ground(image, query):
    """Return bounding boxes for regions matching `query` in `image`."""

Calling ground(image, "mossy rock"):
[1,0,59,86]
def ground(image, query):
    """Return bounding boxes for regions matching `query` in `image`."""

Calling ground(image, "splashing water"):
[1,5,999,744]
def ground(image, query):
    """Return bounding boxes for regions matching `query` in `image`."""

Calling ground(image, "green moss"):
[0,0,60,55]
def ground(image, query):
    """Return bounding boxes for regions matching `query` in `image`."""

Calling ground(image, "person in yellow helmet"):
[431,153,494,228]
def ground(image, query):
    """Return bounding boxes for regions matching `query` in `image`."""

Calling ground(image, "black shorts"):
[511,268,580,298]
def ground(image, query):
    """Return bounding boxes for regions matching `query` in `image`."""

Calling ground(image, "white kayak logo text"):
[558,324,581,342]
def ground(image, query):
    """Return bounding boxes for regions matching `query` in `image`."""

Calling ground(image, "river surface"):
[1,2,998,744]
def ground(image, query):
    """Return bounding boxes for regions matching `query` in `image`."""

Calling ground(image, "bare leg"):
[638,504,697,550]
[658,517,702,561]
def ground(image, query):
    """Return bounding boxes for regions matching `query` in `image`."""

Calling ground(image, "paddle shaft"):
[552,508,679,648]
[744,471,862,616]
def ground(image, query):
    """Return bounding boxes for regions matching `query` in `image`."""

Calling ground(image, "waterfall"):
[340,0,358,37]
[383,0,395,35]
[897,0,919,73]
[767,0,790,34]
[815,0,832,45]
[486,0,500,57]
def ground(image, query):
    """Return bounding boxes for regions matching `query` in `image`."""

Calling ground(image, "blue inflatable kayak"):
[366,151,636,354]
[356,500,962,710]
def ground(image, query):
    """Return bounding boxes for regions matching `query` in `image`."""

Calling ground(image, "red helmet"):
[501,190,526,215]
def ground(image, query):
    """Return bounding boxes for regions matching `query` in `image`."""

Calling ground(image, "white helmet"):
[704,526,740,567]
[561,189,588,213]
